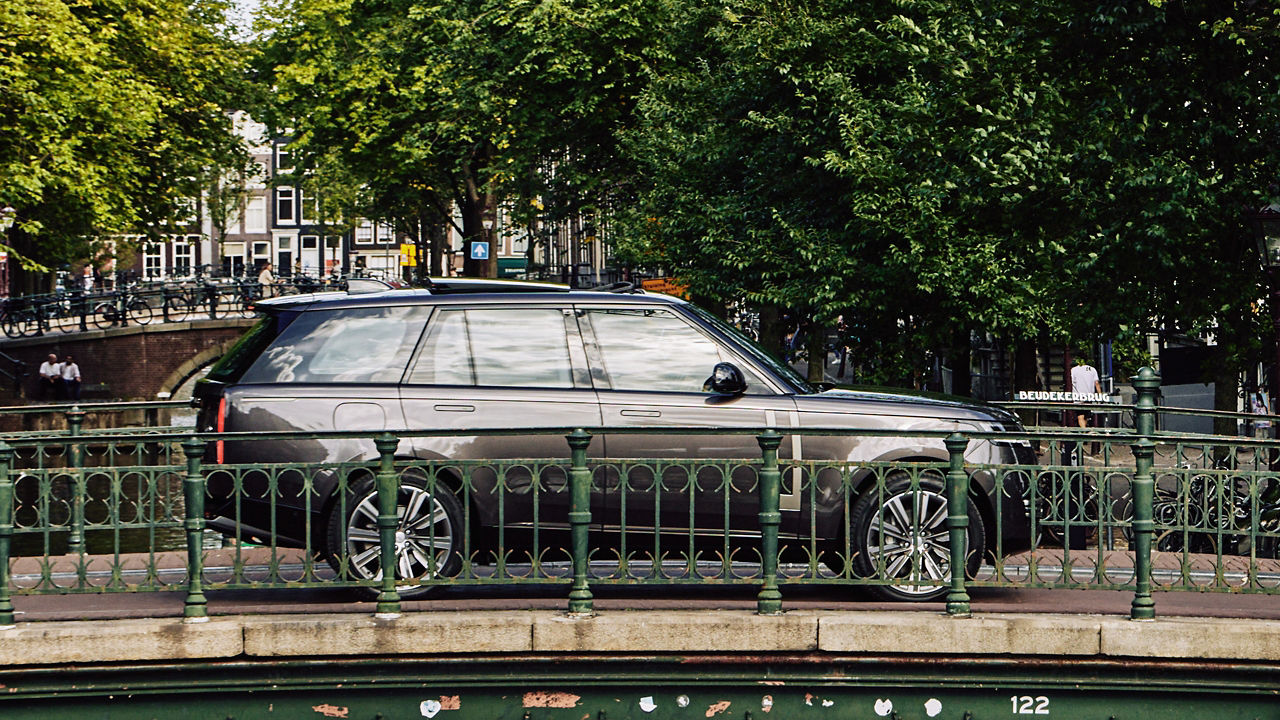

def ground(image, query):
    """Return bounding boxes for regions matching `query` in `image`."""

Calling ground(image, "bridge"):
[2,374,1280,718]
[0,317,254,404]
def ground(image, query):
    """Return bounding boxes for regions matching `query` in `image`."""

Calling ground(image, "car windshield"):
[686,304,816,394]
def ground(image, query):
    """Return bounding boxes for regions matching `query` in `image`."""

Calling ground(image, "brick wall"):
[0,322,252,403]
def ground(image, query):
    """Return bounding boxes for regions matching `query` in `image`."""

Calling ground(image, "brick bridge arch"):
[0,318,257,401]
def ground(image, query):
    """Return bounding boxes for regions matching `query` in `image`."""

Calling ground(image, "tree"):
[0,0,249,290]
[254,0,663,278]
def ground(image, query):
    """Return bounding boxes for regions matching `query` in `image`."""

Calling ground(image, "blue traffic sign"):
[470,242,490,260]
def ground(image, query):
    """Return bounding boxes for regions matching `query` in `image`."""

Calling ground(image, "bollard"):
[566,429,595,616]
[756,430,783,615]
[1130,367,1160,621]
[182,437,209,622]
[944,434,972,617]
[65,407,86,555]
[373,433,402,618]
[0,443,14,628]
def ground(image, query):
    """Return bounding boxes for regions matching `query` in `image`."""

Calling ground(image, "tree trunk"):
[806,321,826,383]
[758,304,784,362]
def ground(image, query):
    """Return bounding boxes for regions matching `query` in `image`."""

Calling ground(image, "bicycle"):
[92,286,154,329]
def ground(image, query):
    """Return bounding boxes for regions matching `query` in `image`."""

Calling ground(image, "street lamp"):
[1253,206,1280,400]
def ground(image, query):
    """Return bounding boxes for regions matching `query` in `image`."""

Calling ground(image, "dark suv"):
[196,279,1033,600]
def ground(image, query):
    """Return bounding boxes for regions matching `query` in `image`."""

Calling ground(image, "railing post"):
[1130,367,1160,621]
[205,283,218,319]
[161,287,171,323]
[944,433,972,617]
[116,288,128,328]
[756,430,783,615]
[181,437,208,622]
[566,429,595,616]
[65,407,86,555]
[76,292,88,333]
[373,432,402,619]
[0,442,15,629]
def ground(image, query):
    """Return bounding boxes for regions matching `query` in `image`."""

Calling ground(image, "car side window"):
[583,308,772,394]
[240,306,430,384]
[407,308,576,388]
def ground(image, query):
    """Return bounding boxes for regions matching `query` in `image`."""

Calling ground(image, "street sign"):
[399,243,417,267]
[470,242,490,261]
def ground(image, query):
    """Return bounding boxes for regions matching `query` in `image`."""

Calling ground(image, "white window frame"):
[245,195,267,233]
[276,187,296,225]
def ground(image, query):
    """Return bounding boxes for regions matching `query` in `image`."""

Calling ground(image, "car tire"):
[324,467,464,599]
[849,471,985,602]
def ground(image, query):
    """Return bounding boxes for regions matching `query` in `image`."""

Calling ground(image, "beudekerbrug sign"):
[1015,391,1115,403]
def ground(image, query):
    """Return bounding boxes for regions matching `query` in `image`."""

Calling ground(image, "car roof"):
[254,278,685,312]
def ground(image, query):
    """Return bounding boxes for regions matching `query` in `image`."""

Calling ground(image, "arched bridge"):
[0,317,256,401]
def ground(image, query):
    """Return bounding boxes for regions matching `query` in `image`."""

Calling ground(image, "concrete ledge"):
[819,612,1102,656]
[533,610,819,652]
[6,610,1280,667]
[0,617,243,665]
[1101,616,1280,661]
[242,612,535,657]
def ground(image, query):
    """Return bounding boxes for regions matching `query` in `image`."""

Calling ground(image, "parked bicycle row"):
[0,275,346,338]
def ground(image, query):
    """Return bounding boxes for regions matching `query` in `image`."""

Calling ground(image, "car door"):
[577,305,800,542]
[399,304,605,532]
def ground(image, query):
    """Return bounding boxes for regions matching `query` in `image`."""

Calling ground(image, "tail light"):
[215,395,226,464]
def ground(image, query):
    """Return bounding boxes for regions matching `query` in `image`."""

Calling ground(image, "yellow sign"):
[399,243,417,267]
[641,277,689,299]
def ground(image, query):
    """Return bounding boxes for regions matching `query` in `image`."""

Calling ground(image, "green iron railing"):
[2,367,1279,629]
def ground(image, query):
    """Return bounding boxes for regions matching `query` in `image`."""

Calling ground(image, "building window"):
[355,221,374,245]
[300,192,318,224]
[301,235,318,250]
[276,145,293,175]
[173,238,194,277]
[144,243,164,280]
[245,196,267,233]
[276,187,295,224]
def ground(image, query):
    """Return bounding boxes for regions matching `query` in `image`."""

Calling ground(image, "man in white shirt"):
[37,353,62,400]
[61,354,82,402]
[1070,356,1101,426]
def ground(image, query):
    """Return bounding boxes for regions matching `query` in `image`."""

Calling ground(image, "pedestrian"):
[1069,353,1102,428]
[38,353,63,400]
[61,354,81,402]
[1250,387,1271,440]
[257,262,276,298]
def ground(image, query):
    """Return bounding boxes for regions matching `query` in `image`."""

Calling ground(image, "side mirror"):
[704,362,747,395]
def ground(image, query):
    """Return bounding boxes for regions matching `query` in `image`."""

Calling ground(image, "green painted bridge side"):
[3,611,1280,718]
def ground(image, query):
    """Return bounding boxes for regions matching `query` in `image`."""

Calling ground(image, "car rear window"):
[239,305,431,384]
[205,315,282,383]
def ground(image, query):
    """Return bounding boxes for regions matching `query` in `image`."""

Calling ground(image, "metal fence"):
[2,368,1279,626]
[0,276,345,339]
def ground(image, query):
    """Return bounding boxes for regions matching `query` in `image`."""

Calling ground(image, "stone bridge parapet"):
[0,318,256,402]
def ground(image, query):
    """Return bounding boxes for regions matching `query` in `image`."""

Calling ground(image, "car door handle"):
[620,409,661,417]
[434,404,475,412]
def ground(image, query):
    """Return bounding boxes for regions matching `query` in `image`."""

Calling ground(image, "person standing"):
[61,354,82,402]
[1250,387,1272,440]
[1069,354,1102,428]
[38,353,63,400]
[257,262,276,298]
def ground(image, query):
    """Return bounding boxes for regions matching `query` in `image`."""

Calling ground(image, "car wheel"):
[849,471,985,602]
[324,468,464,599]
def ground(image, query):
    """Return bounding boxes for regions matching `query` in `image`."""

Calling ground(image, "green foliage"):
[254,0,663,274]
[0,0,248,271]
[616,0,1280,386]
